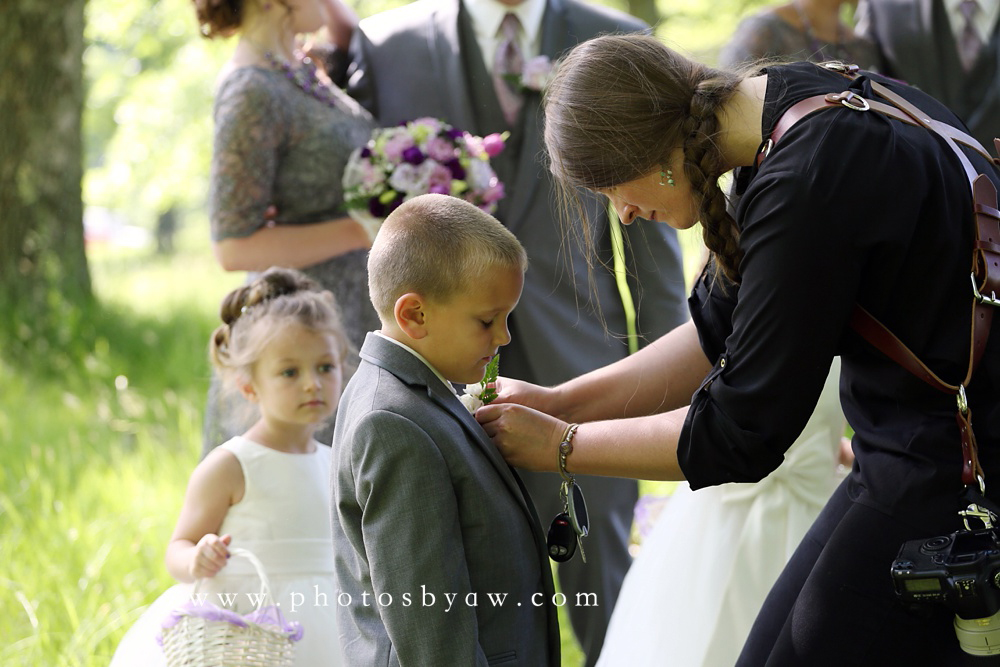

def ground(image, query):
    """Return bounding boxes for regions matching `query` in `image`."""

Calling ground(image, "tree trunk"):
[629,0,661,28]
[0,0,90,310]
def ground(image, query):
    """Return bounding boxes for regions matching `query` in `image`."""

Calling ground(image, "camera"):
[891,527,1000,655]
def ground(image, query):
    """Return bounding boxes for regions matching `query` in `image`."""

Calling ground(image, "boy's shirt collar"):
[374,331,459,396]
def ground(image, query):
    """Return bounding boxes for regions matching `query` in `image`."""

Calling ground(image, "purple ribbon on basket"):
[156,601,303,645]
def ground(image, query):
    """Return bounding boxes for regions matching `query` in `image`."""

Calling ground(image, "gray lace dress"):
[719,10,879,69]
[203,65,378,453]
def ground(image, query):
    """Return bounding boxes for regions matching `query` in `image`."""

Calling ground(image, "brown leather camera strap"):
[756,68,1000,487]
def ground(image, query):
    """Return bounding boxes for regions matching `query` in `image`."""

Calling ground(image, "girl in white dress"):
[110,267,350,666]
[597,359,847,667]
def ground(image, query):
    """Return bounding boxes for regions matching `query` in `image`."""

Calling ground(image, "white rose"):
[459,392,484,413]
[466,159,497,191]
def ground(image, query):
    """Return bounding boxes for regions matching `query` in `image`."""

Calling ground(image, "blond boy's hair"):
[368,194,528,320]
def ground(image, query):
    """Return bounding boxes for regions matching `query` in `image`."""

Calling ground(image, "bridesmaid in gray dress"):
[193,0,378,452]
[719,0,879,68]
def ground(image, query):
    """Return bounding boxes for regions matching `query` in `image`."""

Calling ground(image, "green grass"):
[1,227,242,666]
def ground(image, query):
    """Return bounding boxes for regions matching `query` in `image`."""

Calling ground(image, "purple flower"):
[445,158,465,180]
[462,133,485,159]
[445,127,464,140]
[481,181,505,203]
[386,192,405,213]
[369,198,387,218]
[382,130,416,162]
[427,163,454,192]
[360,146,372,158]
[482,133,506,158]
[425,136,458,162]
[402,146,426,165]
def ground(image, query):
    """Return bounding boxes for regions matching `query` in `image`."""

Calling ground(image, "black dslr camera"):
[891,527,1000,655]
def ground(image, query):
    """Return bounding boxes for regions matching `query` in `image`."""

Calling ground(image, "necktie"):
[958,0,983,71]
[493,13,524,126]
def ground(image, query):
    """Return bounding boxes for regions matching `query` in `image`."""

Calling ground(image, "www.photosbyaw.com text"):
[189,585,598,614]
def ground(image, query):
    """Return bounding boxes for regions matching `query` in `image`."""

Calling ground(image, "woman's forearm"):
[551,319,711,423]
[212,216,370,272]
[482,401,690,481]
[568,408,689,481]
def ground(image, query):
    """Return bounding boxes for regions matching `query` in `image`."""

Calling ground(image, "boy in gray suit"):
[331,193,560,666]
[344,3,691,661]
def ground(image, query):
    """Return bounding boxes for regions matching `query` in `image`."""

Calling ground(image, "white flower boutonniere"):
[506,56,555,92]
[461,355,500,413]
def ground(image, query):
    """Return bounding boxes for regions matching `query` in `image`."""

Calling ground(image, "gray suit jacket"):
[347,0,689,386]
[331,333,560,666]
[857,0,1000,149]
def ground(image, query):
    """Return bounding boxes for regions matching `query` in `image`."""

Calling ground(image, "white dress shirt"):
[374,331,459,395]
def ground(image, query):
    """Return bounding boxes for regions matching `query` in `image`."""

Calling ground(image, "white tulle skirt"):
[597,361,844,667]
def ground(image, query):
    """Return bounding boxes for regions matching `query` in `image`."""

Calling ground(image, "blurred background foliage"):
[81,0,768,239]
[2,0,779,664]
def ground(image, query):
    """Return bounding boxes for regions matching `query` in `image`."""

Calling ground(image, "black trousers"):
[738,479,1000,666]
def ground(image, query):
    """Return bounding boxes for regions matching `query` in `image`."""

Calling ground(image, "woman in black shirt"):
[476,34,1000,664]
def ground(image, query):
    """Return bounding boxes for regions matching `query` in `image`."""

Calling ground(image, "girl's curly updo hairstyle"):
[543,34,745,284]
[209,267,351,391]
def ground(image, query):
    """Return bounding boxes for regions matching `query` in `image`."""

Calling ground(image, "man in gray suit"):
[331,194,559,665]
[857,0,1000,149]
[346,1,689,662]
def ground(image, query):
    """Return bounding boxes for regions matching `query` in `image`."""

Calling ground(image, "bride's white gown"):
[597,359,845,667]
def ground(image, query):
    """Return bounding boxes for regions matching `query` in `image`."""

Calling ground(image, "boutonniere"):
[505,56,555,92]
[460,355,500,413]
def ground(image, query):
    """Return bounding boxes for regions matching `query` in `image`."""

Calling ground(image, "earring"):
[660,168,676,187]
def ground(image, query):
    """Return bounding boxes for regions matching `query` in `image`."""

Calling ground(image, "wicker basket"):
[159,547,301,667]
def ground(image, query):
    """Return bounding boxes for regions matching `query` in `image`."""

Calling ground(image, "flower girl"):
[110,267,349,666]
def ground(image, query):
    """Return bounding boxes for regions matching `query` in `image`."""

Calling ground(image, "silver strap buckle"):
[971,271,1000,307]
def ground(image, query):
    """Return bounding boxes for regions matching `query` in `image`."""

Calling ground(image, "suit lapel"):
[359,334,539,525]
[431,0,477,134]
[426,386,541,521]
[502,0,572,231]
[920,0,952,96]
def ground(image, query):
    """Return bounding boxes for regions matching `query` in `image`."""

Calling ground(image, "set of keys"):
[547,479,589,563]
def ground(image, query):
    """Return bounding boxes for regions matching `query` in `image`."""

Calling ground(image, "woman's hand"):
[190,533,232,580]
[475,402,567,472]
[492,376,558,414]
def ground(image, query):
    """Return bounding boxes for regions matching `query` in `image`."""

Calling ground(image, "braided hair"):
[544,34,745,284]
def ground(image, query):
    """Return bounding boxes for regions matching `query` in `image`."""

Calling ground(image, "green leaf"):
[479,354,499,404]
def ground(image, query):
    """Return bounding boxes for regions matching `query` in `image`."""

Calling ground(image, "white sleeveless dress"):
[109,436,344,667]
[597,359,845,667]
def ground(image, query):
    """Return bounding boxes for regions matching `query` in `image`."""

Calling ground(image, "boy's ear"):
[394,292,429,339]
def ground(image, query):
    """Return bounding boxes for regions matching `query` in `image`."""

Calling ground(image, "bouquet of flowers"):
[342,117,507,240]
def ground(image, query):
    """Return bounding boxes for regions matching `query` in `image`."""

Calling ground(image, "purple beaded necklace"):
[265,51,340,110]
